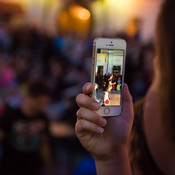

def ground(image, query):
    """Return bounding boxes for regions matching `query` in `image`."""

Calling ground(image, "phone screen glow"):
[94,49,124,106]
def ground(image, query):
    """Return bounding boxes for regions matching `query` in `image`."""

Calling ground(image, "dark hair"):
[130,1,175,173]
[27,81,51,98]
[130,99,163,175]
[156,0,175,141]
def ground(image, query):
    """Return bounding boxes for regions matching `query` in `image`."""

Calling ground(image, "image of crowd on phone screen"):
[94,50,123,106]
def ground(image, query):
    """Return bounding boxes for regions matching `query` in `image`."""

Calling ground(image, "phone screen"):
[94,48,124,106]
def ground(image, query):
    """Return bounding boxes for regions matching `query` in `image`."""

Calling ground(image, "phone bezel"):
[91,38,126,117]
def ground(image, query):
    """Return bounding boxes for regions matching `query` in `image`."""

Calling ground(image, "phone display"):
[91,38,126,116]
[94,49,124,106]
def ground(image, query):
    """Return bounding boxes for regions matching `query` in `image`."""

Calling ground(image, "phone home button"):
[104,108,110,115]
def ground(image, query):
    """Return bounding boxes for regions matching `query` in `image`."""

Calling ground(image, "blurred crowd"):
[0,18,154,174]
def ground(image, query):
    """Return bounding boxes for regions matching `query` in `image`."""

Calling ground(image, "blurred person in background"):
[0,1,157,174]
[0,81,53,175]
[75,0,175,175]
[0,21,10,52]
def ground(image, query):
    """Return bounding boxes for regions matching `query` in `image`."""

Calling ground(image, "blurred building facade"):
[0,0,163,41]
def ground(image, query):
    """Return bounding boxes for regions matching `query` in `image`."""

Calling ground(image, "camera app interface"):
[94,49,124,106]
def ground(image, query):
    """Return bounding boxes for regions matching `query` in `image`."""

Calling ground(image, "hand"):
[75,83,134,161]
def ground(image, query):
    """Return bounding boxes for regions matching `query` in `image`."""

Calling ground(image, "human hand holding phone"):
[75,82,134,175]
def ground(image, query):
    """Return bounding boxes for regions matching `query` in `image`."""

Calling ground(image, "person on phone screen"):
[75,0,175,174]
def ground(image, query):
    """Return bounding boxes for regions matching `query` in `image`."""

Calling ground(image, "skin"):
[76,83,133,175]
[75,57,175,175]
[143,58,175,175]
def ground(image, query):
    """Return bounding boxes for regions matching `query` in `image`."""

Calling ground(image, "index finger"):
[82,83,94,95]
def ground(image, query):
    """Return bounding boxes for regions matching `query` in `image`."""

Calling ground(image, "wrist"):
[94,146,131,175]
[94,145,128,162]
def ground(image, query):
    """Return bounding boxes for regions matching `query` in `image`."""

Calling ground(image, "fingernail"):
[99,118,107,126]
[92,102,100,109]
[97,127,104,133]
[86,84,91,91]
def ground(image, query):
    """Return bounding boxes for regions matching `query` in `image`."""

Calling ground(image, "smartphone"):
[91,38,126,117]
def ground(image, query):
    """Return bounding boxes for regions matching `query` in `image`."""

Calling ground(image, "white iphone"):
[91,38,126,117]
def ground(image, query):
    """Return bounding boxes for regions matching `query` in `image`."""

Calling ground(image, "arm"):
[95,147,131,175]
[75,83,134,175]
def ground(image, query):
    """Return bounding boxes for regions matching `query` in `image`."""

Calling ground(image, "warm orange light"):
[70,5,91,21]
[78,8,91,20]
[58,5,91,34]
[126,22,136,36]
[0,0,22,4]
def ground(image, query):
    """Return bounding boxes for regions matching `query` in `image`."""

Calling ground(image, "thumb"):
[122,83,134,122]
[123,83,132,103]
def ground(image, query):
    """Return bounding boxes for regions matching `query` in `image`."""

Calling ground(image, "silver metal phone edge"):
[91,38,126,117]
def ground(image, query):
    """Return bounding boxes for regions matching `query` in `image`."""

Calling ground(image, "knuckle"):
[76,93,84,103]
[129,93,133,102]
[82,84,87,92]
[77,107,85,118]
[80,108,100,123]
[75,122,78,135]
[76,109,80,118]
[77,119,84,129]
[96,115,102,122]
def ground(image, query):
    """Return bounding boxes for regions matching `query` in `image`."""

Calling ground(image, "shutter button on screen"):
[104,108,110,115]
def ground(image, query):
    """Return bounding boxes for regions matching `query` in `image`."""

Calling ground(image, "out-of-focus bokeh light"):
[107,0,132,7]
[78,8,91,20]
[126,22,137,37]
[58,5,91,34]
[126,18,140,37]
[70,5,91,21]
[0,0,22,4]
